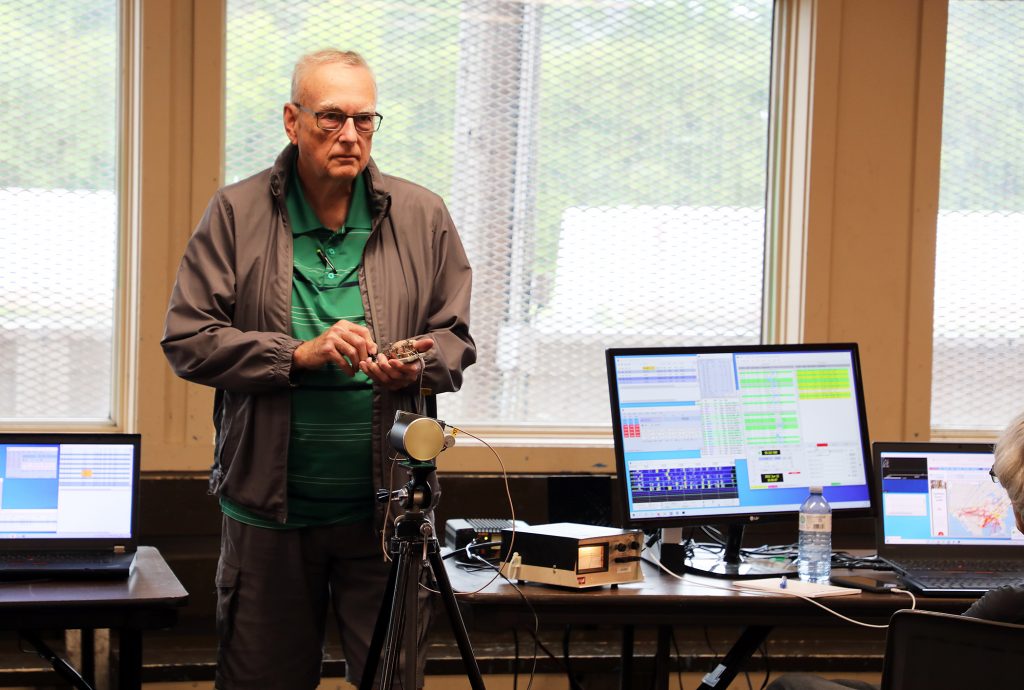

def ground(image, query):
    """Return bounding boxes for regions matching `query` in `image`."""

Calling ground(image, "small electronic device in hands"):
[829,574,898,593]
[379,339,420,364]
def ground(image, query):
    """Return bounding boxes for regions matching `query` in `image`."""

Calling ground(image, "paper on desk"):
[731,578,862,598]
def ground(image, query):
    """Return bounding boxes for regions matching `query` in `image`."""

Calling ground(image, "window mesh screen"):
[933,1,1024,432]
[226,0,772,427]
[0,1,118,422]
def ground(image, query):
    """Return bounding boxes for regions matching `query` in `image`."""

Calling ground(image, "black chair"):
[881,609,1024,690]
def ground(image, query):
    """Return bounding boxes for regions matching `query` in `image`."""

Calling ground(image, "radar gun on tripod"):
[360,411,485,690]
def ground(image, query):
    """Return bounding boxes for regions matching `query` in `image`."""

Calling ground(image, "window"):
[932,0,1024,432]
[226,0,773,428]
[0,1,121,423]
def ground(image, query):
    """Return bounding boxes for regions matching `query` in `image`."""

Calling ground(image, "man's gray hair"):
[291,49,375,103]
[994,409,1024,514]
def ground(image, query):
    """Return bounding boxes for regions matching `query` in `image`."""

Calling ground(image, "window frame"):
[0,0,139,432]
[125,0,972,473]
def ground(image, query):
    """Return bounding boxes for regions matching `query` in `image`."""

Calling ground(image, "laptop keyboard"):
[0,551,123,565]
[894,559,1024,591]
[897,559,1024,573]
[910,574,1024,590]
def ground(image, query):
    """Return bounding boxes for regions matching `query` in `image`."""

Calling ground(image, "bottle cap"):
[809,486,823,494]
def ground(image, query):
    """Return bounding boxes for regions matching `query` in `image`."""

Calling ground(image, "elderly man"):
[767,410,1024,690]
[162,49,475,689]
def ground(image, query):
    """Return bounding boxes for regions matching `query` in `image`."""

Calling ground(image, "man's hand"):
[292,320,375,377]
[360,338,434,391]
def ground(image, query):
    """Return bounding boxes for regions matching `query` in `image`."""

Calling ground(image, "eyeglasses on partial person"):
[990,466,1001,485]
[293,104,383,133]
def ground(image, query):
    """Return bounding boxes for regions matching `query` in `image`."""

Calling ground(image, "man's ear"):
[283,103,299,145]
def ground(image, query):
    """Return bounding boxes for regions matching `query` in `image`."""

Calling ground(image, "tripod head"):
[376,411,455,514]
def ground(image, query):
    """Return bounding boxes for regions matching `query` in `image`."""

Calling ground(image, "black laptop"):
[874,441,1024,596]
[0,433,141,580]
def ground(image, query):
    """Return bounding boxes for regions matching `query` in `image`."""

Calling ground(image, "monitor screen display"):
[878,444,1021,547]
[606,343,874,529]
[0,435,139,540]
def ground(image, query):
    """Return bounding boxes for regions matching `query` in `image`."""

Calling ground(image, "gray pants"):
[214,515,432,690]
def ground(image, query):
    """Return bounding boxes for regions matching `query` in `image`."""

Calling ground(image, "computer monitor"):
[0,433,140,541]
[605,343,875,578]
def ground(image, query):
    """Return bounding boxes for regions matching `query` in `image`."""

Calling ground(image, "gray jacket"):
[161,144,475,529]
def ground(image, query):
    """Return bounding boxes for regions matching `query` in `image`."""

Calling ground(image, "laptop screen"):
[878,443,1023,547]
[0,434,139,541]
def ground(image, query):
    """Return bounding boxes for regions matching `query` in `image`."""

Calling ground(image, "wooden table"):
[0,546,189,689]
[446,558,973,689]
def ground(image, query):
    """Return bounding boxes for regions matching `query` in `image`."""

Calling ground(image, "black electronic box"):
[444,518,530,563]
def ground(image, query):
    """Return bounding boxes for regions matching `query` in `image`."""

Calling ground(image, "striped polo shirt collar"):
[286,167,372,235]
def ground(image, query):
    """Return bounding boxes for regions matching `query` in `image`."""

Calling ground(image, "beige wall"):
[137,0,223,470]
[766,0,947,445]
[135,0,955,473]
[810,0,946,445]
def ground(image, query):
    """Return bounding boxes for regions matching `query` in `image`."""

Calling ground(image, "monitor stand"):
[658,525,796,580]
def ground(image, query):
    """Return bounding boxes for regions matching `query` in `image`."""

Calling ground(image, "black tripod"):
[360,460,486,690]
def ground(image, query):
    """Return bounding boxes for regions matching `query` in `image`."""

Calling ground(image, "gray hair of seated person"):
[993,409,1024,514]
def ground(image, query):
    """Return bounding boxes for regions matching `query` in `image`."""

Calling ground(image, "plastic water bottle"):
[798,486,832,583]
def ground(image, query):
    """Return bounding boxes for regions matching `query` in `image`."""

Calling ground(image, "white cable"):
[408,437,914,630]
[646,552,916,629]
[379,451,401,562]
[416,426,516,596]
[450,426,519,580]
[415,349,426,412]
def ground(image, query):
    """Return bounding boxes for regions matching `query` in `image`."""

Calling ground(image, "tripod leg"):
[372,540,422,690]
[426,546,486,690]
[360,542,403,690]
[398,542,420,690]
[381,542,414,690]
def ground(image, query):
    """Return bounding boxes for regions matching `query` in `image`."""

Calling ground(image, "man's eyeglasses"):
[990,466,1001,485]
[293,104,382,133]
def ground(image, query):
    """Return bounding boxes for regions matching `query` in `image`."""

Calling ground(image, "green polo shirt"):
[221,171,374,528]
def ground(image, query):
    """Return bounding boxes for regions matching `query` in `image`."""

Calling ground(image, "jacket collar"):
[270,143,391,224]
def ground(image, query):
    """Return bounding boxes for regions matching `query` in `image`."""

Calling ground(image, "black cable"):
[525,627,561,662]
[703,625,718,660]
[513,628,519,690]
[831,551,893,570]
[699,526,800,559]
[442,539,499,561]
[562,625,585,690]
[696,526,726,553]
[670,627,686,690]
[455,562,494,573]
[469,552,540,689]
[759,640,771,690]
